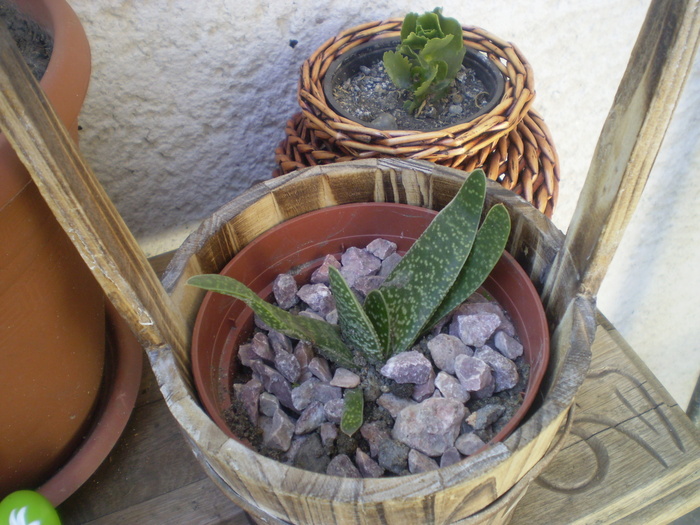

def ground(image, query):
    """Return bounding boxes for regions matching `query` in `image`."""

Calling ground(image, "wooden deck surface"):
[56,256,700,525]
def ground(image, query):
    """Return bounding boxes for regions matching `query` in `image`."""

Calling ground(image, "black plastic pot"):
[322,37,506,131]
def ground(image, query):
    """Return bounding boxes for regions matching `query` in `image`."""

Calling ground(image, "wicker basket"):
[275,109,560,217]
[278,18,560,217]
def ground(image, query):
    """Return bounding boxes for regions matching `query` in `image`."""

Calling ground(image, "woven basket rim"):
[298,18,535,148]
[275,110,560,217]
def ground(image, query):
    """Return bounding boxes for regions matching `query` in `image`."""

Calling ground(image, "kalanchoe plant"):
[188,169,511,434]
[382,7,467,115]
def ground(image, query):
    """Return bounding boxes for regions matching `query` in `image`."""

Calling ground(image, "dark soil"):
[331,59,492,132]
[0,0,53,80]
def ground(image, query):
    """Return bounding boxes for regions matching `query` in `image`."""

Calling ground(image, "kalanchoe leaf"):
[378,170,487,355]
[410,62,440,111]
[363,288,391,359]
[399,12,419,41]
[340,387,364,437]
[422,33,465,81]
[382,51,412,90]
[383,7,466,114]
[328,266,384,364]
[424,202,512,332]
[413,9,444,40]
[187,274,355,369]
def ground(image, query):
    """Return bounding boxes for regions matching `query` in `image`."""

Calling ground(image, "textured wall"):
[69,0,698,408]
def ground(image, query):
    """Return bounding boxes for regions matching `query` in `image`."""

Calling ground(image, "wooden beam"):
[544,0,700,305]
[0,21,188,359]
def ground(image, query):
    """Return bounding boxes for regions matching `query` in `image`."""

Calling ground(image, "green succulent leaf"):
[413,9,444,40]
[425,202,512,331]
[383,51,413,90]
[400,12,419,41]
[363,288,391,359]
[340,387,364,437]
[378,170,487,355]
[384,7,466,114]
[422,34,465,80]
[328,266,384,364]
[412,62,440,97]
[187,274,355,369]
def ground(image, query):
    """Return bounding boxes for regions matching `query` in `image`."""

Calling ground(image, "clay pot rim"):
[191,201,550,475]
[0,0,91,204]
[36,302,143,506]
[14,0,91,130]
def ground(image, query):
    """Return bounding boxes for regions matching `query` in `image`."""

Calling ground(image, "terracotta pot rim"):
[36,302,143,506]
[0,0,91,204]
[191,201,549,469]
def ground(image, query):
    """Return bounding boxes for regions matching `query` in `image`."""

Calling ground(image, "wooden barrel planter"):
[276,19,560,218]
[157,159,594,524]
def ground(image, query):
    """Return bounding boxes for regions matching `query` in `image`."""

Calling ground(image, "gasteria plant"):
[188,169,510,371]
[382,7,467,114]
[189,170,509,435]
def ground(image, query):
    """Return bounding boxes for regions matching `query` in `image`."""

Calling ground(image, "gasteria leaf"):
[425,202,511,332]
[377,169,486,355]
[328,266,383,363]
[363,289,391,359]
[340,387,364,437]
[186,274,355,369]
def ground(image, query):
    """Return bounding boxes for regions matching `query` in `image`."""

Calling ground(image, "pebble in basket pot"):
[188,169,548,476]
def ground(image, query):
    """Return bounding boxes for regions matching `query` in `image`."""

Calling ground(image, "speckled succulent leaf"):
[187,274,355,369]
[340,387,364,437]
[379,170,486,355]
[383,51,413,90]
[328,266,383,364]
[363,288,391,358]
[425,203,512,332]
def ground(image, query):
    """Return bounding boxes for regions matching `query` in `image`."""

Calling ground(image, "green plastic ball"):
[0,491,60,525]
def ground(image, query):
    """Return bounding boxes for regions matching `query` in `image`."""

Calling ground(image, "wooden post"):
[543,0,700,306]
[0,21,189,360]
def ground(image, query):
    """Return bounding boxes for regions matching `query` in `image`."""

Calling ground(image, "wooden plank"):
[75,479,249,525]
[58,364,209,523]
[510,317,700,524]
[0,20,190,368]
[544,0,700,303]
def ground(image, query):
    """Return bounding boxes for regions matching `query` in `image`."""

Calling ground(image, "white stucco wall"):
[69,0,699,409]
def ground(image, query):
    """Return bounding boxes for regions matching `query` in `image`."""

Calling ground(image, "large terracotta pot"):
[191,203,549,454]
[0,0,140,504]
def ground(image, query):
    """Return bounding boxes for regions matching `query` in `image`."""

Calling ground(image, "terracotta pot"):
[191,202,548,457]
[0,0,141,505]
[323,38,506,131]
